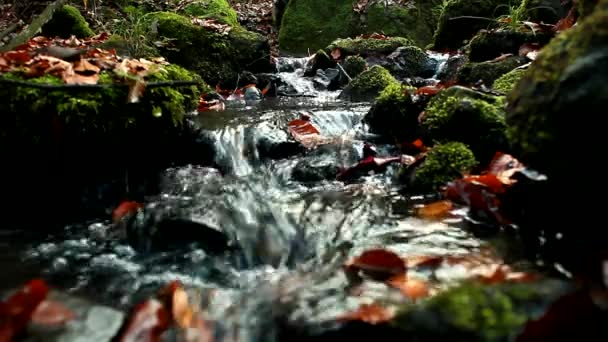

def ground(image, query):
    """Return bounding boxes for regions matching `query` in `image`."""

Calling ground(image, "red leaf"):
[386,274,430,300]
[112,201,144,223]
[31,300,75,326]
[0,279,50,341]
[554,5,577,32]
[3,51,32,64]
[117,299,171,342]
[198,99,225,112]
[345,249,407,280]
[445,179,511,224]
[287,116,332,149]
[398,138,428,155]
[336,304,395,325]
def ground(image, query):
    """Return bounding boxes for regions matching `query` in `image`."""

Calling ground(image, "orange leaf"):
[112,201,144,223]
[386,274,430,300]
[288,116,329,149]
[172,286,194,329]
[345,248,407,280]
[336,304,395,325]
[73,59,100,75]
[117,299,171,342]
[415,200,453,220]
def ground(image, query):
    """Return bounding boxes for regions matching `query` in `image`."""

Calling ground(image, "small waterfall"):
[427,51,451,80]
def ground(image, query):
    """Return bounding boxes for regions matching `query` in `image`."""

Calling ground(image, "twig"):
[335,62,352,82]
[0,79,201,90]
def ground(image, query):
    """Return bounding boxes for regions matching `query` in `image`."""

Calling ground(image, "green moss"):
[342,55,367,78]
[0,64,206,146]
[518,0,565,23]
[457,56,527,85]
[278,0,356,54]
[326,36,412,57]
[179,0,240,26]
[41,4,94,38]
[339,65,399,101]
[364,83,418,140]
[432,0,515,51]
[506,0,608,176]
[412,142,477,191]
[145,11,271,85]
[578,0,600,18]
[421,86,507,161]
[467,30,554,62]
[492,68,527,93]
[385,45,430,77]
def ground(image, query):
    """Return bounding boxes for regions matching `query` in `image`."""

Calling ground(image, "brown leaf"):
[330,48,342,60]
[336,304,395,325]
[518,43,541,61]
[191,18,232,35]
[63,73,99,85]
[345,248,407,281]
[554,5,577,32]
[415,200,453,220]
[172,286,194,329]
[287,115,326,149]
[386,274,431,300]
[73,59,100,75]
[127,79,147,104]
[117,299,171,342]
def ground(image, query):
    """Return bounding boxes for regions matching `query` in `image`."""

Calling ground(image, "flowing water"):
[1,54,528,340]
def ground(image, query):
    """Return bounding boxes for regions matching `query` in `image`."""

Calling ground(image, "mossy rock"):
[41,4,94,39]
[342,55,367,78]
[410,142,477,191]
[304,50,336,77]
[145,12,272,85]
[492,68,527,93]
[278,0,444,54]
[0,64,207,148]
[391,280,571,341]
[518,0,566,24]
[467,30,554,62]
[338,65,399,102]
[457,56,528,86]
[421,86,507,162]
[432,0,515,51]
[578,0,600,18]
[178,0,239,26]
[363,83,419,141]
[383,45,434,78]
[325,36,413,58]
[506,0,608,180]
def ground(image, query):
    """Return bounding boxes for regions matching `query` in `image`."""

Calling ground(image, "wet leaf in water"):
[117,299,171,342]
[287,115,333,149]
[112,201,144,223]
[386,274,431,300]
[198,99,225,112]
[0,279,49,341]
[30,300,75,326]
[415,200,454,220]
[345,249,407,281]
[336,304,395,325]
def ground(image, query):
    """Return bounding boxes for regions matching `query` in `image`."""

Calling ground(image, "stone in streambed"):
[339,65,399,102]
[457,56,528,86]
[382,46,437,79]
[342,55,368,79]
[363,83,420,142]
[466,30,554,63]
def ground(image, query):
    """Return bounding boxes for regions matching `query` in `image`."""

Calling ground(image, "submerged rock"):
[363,83,419,142]
[432,0,513,51]
[420,86,507,162]
[339,65,399,102]
[408,141,477,192]
[457,56,528,86]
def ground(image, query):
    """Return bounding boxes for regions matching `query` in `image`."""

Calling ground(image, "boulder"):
[457,56,528,86]
[278,0,443,54]
[492,68,528,93]
[342,55,368,79]
[146,11,273,85]
[41,4,94,39]
[432,0,514,51]
[382,46,436,79]
[436,54,468,83]
[420,86,507,162]
[339,65,399,102]
[326,36,413,59]
[466,30,554,62]
[363,83,420,142]
[178,0,240,26]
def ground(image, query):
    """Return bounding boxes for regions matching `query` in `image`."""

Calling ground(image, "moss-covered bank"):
[41,4,94,38]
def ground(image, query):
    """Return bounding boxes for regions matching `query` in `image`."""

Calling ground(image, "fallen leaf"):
[31,300,75,326]
[336,156,402,182]
[112,201,144,223]
[554,5,577,32]
[344,249,407,281]
[127,79,147,103]
[330,48,342,60]
[415,200,454,220]
[117,299,171,342]
[73,59,100,75]
[386,274,430,300]
[518,43,541,60]
[0,279,49,341]
[336,304,395,325]
[191,18,232,35]
[63,72,99,85]
[198,99,225,112]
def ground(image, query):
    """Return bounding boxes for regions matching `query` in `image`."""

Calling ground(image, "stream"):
[0,54,538,340]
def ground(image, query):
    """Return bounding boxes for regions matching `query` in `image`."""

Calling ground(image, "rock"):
[578,0,601,18]
[326,36,413,59]
[492,68,528,94]
[178,0,240,26]
[339,65,399,102]
[432,0,514,51]
[278,0,443,54]
[457,56,528,86]
[467,30,554,63]
[383,46,435,79]
[519,0,567,24]
[392,280,571,340]
[292,158,340,183]
[420,86,507,162]
[244,86,263,102]
[41,4,94,39]
[313,68,340,90]
[304,50,336,77]
[506,0,608,181]
[146,11,273,85]
[342,55,367,79]
[273,0,290,27]
[408,141,477,192]
[363,83,420,142]
[436,54,468,83]
[255,73,299,96]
